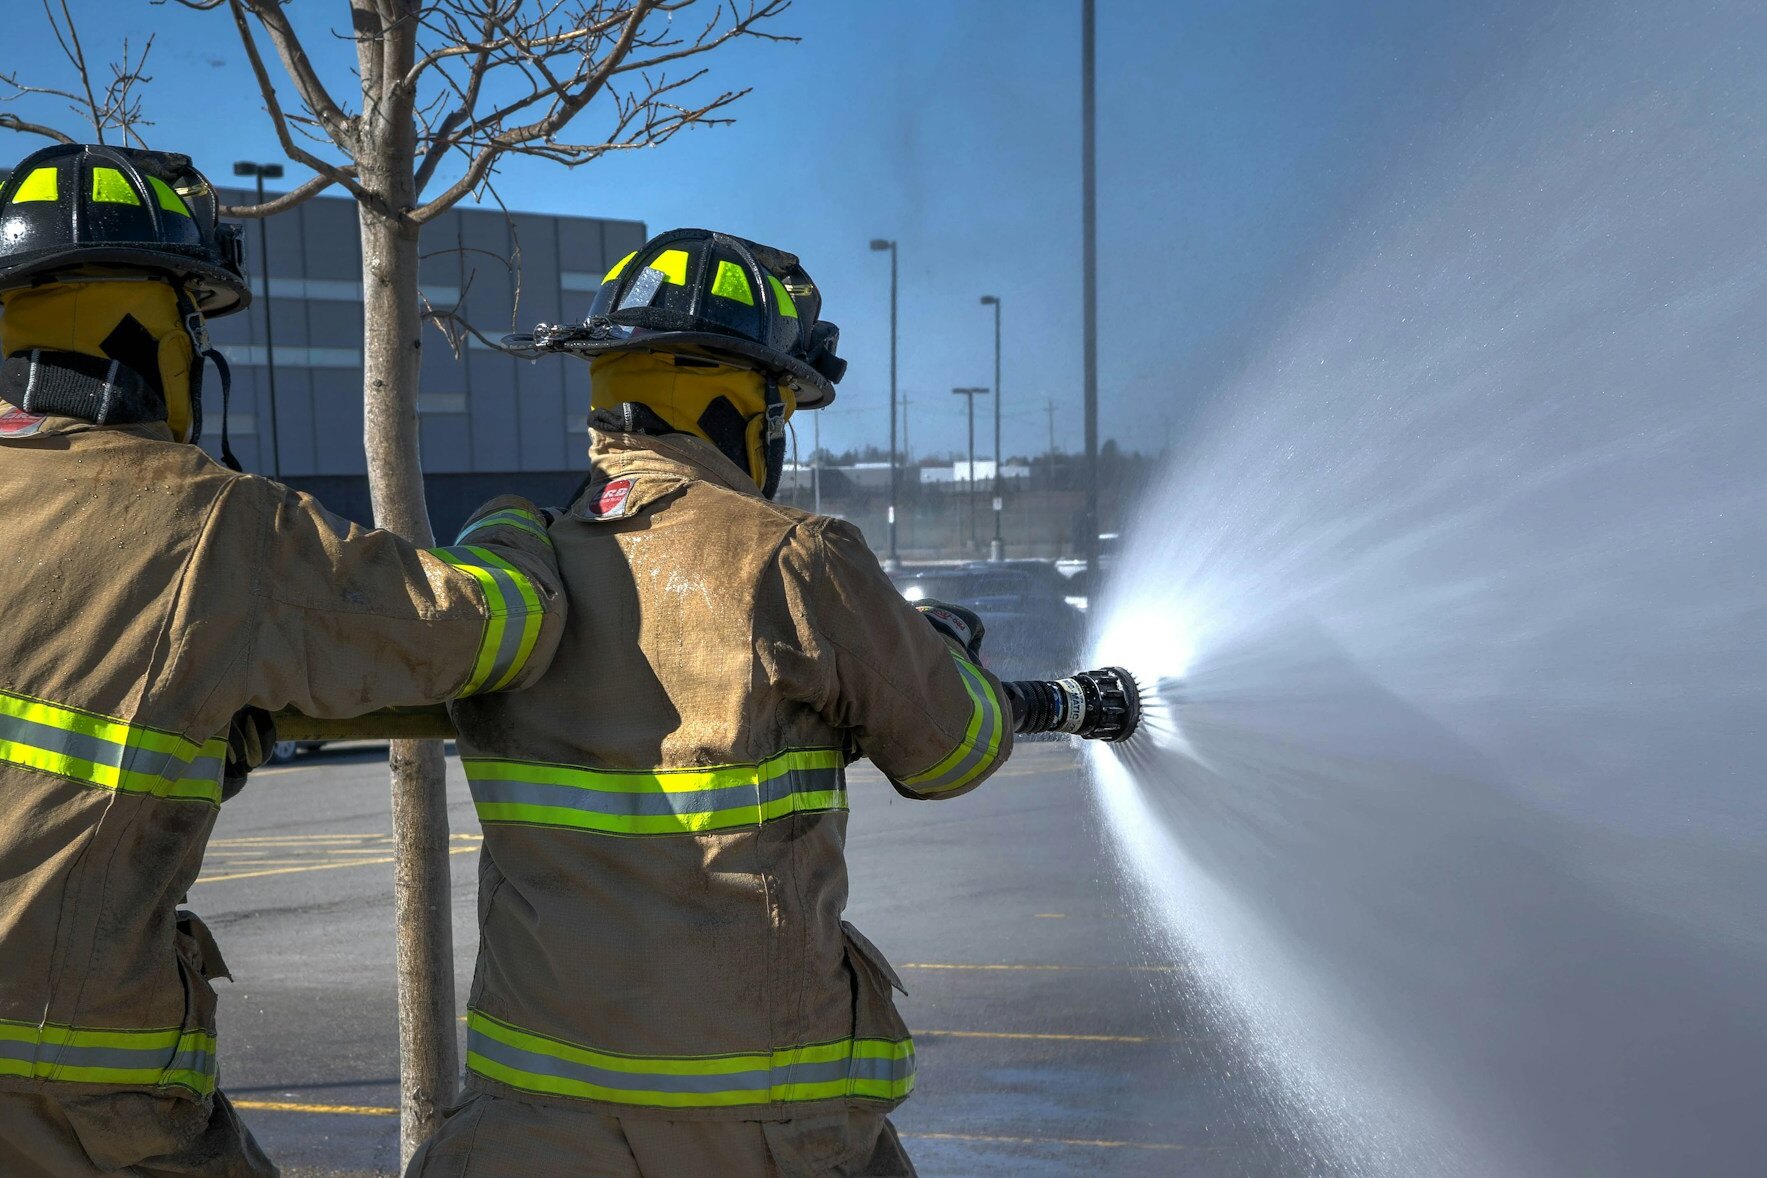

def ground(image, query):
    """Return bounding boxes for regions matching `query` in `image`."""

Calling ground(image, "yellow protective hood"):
[0,277,200,440]
[590,351,793,490]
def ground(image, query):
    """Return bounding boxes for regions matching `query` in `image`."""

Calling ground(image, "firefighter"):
[408,229,1013,1177]
[0,143,566,1176]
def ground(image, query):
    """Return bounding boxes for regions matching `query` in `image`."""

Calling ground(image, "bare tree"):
[1,1,157,145]
[1,0,790,1163]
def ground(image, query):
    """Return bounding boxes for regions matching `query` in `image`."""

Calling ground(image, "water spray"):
[1002,666,1143,742]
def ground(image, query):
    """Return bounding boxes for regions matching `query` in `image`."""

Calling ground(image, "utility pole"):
[231,161,284,478]
[1047,398,1057,455]
[980,295,1004,560]
[869,239,900,568]
[1081,0,1100,582]
[812,412,822,515]
[953,386,990,554]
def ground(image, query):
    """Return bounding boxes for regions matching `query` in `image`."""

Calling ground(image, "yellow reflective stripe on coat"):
[899,654,1005,795]
[465,748,846,836]
[430,545,547,696]
[0,688,225,804]
[0,1018,217,1096]
[455,506,552,546]
[465,1010,913,1108]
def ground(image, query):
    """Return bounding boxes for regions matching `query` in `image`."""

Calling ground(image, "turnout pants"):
[0,1089,275,1178]
[407,1092,916,1178]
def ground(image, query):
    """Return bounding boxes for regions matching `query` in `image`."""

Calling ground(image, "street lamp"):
[980,295,1003,561]
[233,160,285,478]
[952,386,990,554]
[1080,0,1100,581]
[868,238,899,567]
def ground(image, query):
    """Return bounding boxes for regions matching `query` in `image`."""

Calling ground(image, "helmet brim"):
[0,245,250,317]
[515,325,838,408]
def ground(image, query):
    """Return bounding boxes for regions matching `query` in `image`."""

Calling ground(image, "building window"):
[219,345,362,368]
[242,277,462,304]
[418,393,468,414]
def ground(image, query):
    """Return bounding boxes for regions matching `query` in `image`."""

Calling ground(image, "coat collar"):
[571,428,761,521]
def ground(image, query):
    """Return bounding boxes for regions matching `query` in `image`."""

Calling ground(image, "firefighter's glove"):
[914,600,986,662]
[222,707,276,802]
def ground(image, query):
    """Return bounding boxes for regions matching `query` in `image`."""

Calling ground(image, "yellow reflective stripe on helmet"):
[899,654,1005,795]
[603,251,637,283]
[465,748,846,836]
[649,249,690,286]
[147,176,190,217]
[767,274,799,318]
[11,166,59,204]
[712,260,755,305]
[465,1009,913,1109]
[0,1018,218,1097]
[91,167,141,206]
[429,545,548,696]
[0,688,226,804]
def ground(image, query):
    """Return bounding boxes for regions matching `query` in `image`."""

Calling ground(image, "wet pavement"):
[200,740,1263,1176]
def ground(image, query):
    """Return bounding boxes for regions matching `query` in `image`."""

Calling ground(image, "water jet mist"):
[1085,3,1767,1174]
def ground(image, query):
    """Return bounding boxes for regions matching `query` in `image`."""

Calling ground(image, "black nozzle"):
[1003,666,1142,743]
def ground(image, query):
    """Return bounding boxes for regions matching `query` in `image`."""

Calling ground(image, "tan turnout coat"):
[449,428,1012,1125]
[0,414,563,1154]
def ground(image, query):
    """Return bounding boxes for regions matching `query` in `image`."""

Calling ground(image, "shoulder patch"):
[583,477,635,521]
[0,401,45,439]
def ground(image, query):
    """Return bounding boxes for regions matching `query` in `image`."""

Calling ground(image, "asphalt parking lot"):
[197,740,1268,1176]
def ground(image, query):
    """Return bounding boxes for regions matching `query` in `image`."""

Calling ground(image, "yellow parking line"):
[899,963,1178,972]
[194,857,396,884]
[902,1131,1189,1152]
[195,843,477,885]
[233,1099,394,1117]
[227,1102,1193,1152]
[209,835,383,845]
[911,1028,1179,1044]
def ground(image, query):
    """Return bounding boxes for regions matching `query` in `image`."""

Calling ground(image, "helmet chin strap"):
[758,377,787,500]
[173,284,240,472]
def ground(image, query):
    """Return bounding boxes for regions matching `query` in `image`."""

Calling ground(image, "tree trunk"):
[360,203,458,1167]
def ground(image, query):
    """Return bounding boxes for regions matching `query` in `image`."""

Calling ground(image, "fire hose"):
[273,666,1142,746]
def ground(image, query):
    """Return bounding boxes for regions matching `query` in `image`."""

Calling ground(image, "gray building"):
[205,187,645,533]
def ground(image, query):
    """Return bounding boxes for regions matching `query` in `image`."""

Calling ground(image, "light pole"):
[233,161,285,478]
[953,386,990,554]
[869,238,899,567]
[1081,0,1100,582]
[980,295,1003,560]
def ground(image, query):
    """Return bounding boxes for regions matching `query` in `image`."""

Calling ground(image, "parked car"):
[266,739,328,765]
[893,564,1086,681]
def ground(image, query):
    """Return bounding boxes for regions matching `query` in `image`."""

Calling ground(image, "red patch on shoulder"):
[592,477,635,518]
[0,403,45,439]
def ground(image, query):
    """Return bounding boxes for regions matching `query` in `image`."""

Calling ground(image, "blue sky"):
[2,1,1501,459]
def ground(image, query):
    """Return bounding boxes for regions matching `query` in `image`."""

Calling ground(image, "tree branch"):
[234,0,355,144]
[219,172,342,218]
[227,0,369,203]
[412,0,660,220]
[0,114,76,144]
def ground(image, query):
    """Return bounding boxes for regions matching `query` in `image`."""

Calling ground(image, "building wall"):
[203,188,643,485]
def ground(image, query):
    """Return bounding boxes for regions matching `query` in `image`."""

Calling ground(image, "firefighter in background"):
[409,230,1013,1178]
[0,143,566,1176]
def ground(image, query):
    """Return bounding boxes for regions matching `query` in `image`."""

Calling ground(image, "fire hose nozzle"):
[1003,666,1143,743]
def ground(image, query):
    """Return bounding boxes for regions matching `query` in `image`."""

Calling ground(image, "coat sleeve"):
[782,517,1012,800]
[220,481,566,718]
